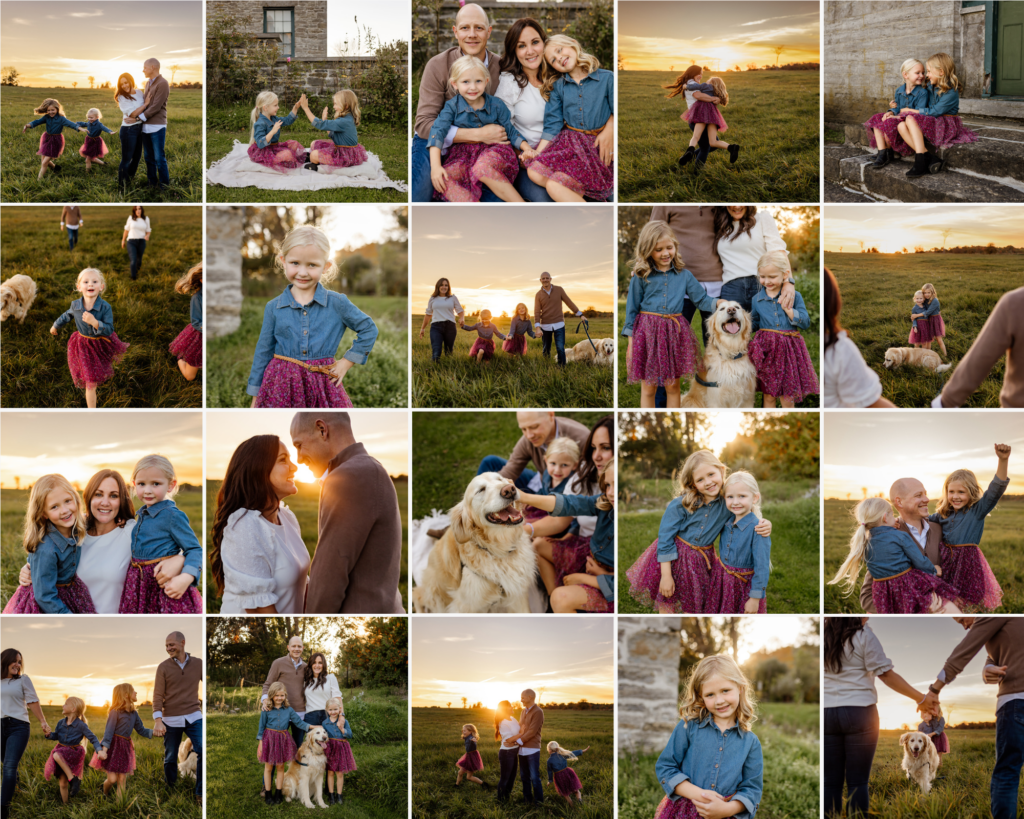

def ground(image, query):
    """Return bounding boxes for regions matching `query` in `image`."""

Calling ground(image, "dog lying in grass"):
[884,347,951,374]
[0,274,37,323]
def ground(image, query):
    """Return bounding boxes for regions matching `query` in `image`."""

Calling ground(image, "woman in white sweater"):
[493,700,522,803]
[302,652,343,728]
[713,205,792,311]
[121,205,152,280]
[114,73,146,190]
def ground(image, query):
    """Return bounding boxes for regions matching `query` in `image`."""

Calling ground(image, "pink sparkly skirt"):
[887,114,978,157]
[324,738,357,773]
[80,135,109,159]
[528,128,613,201]
[44,744,86,780]
[864,112,906,150]
[436,143,518,202]
[683,101,728,133]
[552,534,592,585]
[3,577,97,614]
[928,314,946,338]
[247,140,306,172]
[931,732,950,753]
[311,140,368,168]
[254,357,354,409]
[502,334,529,355]
[169,324,202,368]
[748,329,819,402]
[118,559,203,614]
[469,337,495,361]
[938,542,1002,610]
[626,537,717,613]
[715,561,767,614]
[553,766,582,798]
[583,585,613,613]
[90,734,136,775]
[258,729,297,765]
[908,320,933,344]
[457,750,484,771]
[67,331,129,389]
[871,568,962,614]
[628,312,701,385]
[655,795,704,819]
[38,133,65,158]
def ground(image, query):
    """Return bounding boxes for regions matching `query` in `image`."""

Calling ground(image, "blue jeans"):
[118,123,143,188]
[477,456,536,491]
[720,275,761,313]
[992,699,1024,819]
[519,751,543,803]
[411,135,434,202]
[142,127,170,186]
[542,326,567,366]
[304,710,327,729]
[162,719,202,797]
[127,238,147,279]
[429,320,457,361]
[479,168,554,203]
[67,227,79,251]
[497,748,519,802]
[824,705,879,816]
[1,717,30,807]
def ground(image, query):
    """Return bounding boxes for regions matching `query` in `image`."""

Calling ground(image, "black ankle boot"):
[264,789,275,805]
[69,776,81,798]
[304,162,319,171]
[677,146,696,167]
[728,144,741,163]
[926,151,944,174]
[906,152,929,178]
[872,147,892,168]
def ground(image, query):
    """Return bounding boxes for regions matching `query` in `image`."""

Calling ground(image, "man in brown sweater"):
[60,205,83,251]
[517,688,545,803]
[127,58,170,188]
[534,272,584,366]
[291,413,404,614]
[935,287,1023,408]
[476,411,591,491]
[153,632,203,802]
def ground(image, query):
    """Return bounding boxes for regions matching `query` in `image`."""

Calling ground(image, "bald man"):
[153,631,202,803]
[476,411,591,491]
[290,412,404,614]
[517,689,545,803]
[126,57,170,187]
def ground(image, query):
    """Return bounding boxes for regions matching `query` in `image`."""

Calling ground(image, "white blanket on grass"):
[206,140,408,192]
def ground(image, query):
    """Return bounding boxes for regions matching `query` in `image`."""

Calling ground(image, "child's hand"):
[744,598,760,614]
[754,518,772,536]
[995,443,1011,460]
[330,359,354,386]
[23,124,30,133]
[79,127,88,133]
[269,120,282,135]
[658,574,675,600]
[50,326,58,336]
[98,749,107,760]
[18,562,32,586]
[430,165,449,194]
[585,555,612,576]
[162,573,194,600]
[81,311,100,329]
[783,305,795,321]
[626,336,633,364]
[322,106,330,120]
[935,566,942,576]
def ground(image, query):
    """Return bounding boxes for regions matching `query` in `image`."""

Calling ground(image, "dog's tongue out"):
[493,508,517,521]
[723,319,741,335]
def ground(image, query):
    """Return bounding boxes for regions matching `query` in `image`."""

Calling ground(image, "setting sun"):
[706,412,746,454]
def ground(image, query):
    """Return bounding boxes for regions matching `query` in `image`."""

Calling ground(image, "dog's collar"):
[730,352,745,360]
[695,374,718,388]
[297,761,309,767]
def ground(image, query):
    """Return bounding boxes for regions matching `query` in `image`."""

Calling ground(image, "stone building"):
[206,207,244,339]
[618,618,681,755]
[207,0,328,60]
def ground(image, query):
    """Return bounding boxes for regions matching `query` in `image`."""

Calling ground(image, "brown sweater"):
[941,287,1023,408]
[498,417,591,482]
[518,704,544,750]
[859,517,941,613]
[305,443,405,614]
[137,74,169,126]
[534,286,581,327]
[414,46,501,139]
[942,617,1024,698]
[60,206,82,227]
[649,207,724,283]
[153,654,203,718]
[262,656,307,711]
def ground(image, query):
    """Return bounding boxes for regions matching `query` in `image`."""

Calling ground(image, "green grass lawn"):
[0,206,202,408]
[207,685,406,819]
[413,707,613,819]
[826,252,1020,407]
[619,703,819,819]
[618,71,820,203]
[2,87,203,203]
[412,315,613,408]
[824,497,1024,613]
[206,295,407,408]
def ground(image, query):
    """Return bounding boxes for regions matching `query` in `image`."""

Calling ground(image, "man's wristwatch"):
[928,684,942,694]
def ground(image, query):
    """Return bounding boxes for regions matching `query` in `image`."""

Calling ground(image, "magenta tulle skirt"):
[247,140,306,172]
[254,357,354,408]
[655,795,704,819]
[3,577,97,614]
[627,537,716,613]
[38,133,65,158]
[528,128,613,201]
[628,312,701,385]
[457,750,484,771]
[938,542,1003,610]
[931,732,950,753]
[118,559,203,614]
[80,135,109,159]
[311,140,368,168]
[928,314,946,338]
[864,112,907,150]
[324,738,357,773]
[523,504,547,522]
[683,101,728,133]
[908,320,932,344]
[258,729,297,765]
[553,767,583,798]
[871,569,962,614]
[502,334,529,355]
[748,330,819,402]
[435,143,518,202]
[469,337,496,361]
[552,534,592,585]
[90,734,136,774]
[67,331,129,389]
[886,114,978,157]
[583,585,614,613]
[715,561,767,614]
[44,744,86,780]
[169,324,202,368]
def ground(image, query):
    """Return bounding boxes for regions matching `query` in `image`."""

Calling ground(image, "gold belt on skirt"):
[80,334,112,343]
[565,123,603,136]
[639,311,684,331]
[944,542,979,549]
[721,565,754,583]
[679,537,715,571]
[273,354,336,376]
[758,328,802,337]
[875,567,912,582]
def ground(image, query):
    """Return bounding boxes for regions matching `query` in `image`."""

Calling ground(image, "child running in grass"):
[322,697,357,805]
[678,76,739,168]
[864,58,929,169]
[23,98,88,180]
[461,309,507,362]
[169,262,202,381]
[89,683,151,797]
[547,742,589,804]
[503,303,538,356]
[716,472,771,614]
[247,91,306,172]
[300,90,370,173]
[456,724,487,787]
[43,696,104,803]
[76,108,115,171]
[258,682,309,805]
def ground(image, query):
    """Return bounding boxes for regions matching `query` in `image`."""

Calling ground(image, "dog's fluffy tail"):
[936,363,952,373]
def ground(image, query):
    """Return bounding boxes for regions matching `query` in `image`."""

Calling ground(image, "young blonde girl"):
[502,302,537,356]
[247,90,306,172]
[655,655,763,819]
[864,58,929,169]
[89,683,152,797]
[300,89,369,172]
[50,267,130,409]
[247,225,378,408]
[76,107,114,170]
[716,472,771,614]
[925,443,1011,610]
[679,76,740,167]
[169,262,203,381]
[913,282,946,356]
[2,474,96,614]
[23,97,87,180]
[524,437,580,526]
[322,697,357,804]
[456,723,486,786]
[118,454,203,614]
[527,35,614,202]
[258,682,309,805]
[43,696,103,802]
[460,308,507,362]
[546,741,589,803]
[908,289,927,345]
[918,705,950,764]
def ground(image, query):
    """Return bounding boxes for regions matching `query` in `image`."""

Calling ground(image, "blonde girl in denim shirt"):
[23,97,88,181]
[715,472,770,615]
[863,58,929,169]
[76,108,114,171]
[247,91,306,172]
[299,89,369,172]
[247,225,378,408]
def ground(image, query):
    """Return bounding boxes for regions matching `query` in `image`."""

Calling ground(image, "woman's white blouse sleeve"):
[831,333,882,408]
[125,218,132,231]
[144,217,152,233]
[862,627,894,677]
[495,74,520,115]
[221,509,279,609]
[759,211,789,258]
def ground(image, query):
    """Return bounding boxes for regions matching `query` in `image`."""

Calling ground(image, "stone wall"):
[257,56,405,97]
[208,0,328,60]
[618,617,681,755]
[206,207,244,339]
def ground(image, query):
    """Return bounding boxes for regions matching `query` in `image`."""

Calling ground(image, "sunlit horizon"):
[823,205,1024,253]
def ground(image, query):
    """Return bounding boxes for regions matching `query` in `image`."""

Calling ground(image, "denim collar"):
[452,93,494,116]
[46,524,78,548]
[753,289,781,304]
[648,261,681,275]
[697,713,739,735]
[72,295,107,311]
[138,499,175,518]
[560,70,597,86]
[278,282,329,309]
[729,511,757,531]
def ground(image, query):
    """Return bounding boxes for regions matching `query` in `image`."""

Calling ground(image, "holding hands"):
[153,718,166,737]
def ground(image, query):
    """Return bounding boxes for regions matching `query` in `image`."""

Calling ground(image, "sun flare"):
[706,413,745,454]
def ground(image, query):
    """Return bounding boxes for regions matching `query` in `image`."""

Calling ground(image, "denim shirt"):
[656,716,763,818]
[927,475,1009,545]
[462,322,507,340]
[918,86,961,117]
[253,112,297,148]
[427,93,525,151]
[891,83,930,112]
[131,499,203,583]
[27,526,81,614]
[912,305,926,325]
[101,710,152,747]
[865,525,937,579]
[922,297,941,318]
[552,493,615,601]
[541,68,615,141]
[76,120,115,137]
[719,512,771,598]
[686,81,716,96]
[539,472,572,496]
[27,114,81,134]
[45,717,101,750]
[190,291,203,332]
[257,706,308,739]
[312,114,359,146]
[622,265,717,337]
[508,317,537,338]
[464,735,478,754]
[547,749,585,781]
[322,717,352,740]
[656,496,733,561]
[53,296,115,338]
[918,716,945,735]
[246,283,378,397]
[750,289,810,333]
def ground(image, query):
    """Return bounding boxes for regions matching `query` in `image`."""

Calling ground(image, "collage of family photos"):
[1,1,1023,819]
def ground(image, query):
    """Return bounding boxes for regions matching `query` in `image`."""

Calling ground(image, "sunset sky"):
[0,617,204,707]
[684,615,817,663]
[0,1,203,87]
[823,205,1024,253]
[823,413,1024,498]
[410,617,614,708]
[619,1,820,72]
[411,207,615,319]
[0,412,203,488]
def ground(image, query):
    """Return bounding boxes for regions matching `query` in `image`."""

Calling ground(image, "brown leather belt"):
[273,354,335,376]
[875,567,912,582]
[565,123,602,136]
[680,537,715,571]
[639,311,683,331]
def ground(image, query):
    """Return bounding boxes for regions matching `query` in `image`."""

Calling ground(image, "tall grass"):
[618,71,820,203]
[2,87,203,202]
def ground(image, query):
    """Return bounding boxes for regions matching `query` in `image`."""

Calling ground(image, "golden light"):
[295,464,317,484]
[706,413,745,454]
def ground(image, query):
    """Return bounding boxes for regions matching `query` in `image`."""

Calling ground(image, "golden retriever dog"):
[680,301,757,408]
[899,731,939,793]
[177,737,198,779]
[884,347,951,373]
[0,274,37,323]
[282,726,329,808]
[564,337,614,365]
[413,473,536,613]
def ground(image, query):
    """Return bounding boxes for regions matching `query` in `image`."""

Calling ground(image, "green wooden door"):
[996,1,1024,96]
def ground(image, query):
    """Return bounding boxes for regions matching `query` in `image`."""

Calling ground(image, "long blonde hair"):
[276,225,337,283]
[547,741,577,760]
[34,98,66,116]
[111,683,137,714]
[926,52,962,95]
[267,681,290,708]
[675,450,728,513]
[899,58,924,84]
[922,282,938,301]
[515,303,529,320]
[540,35,600,100]
[679,655,757,732]
[174,263,202,296]
[631,220,684,281]
[708,77,728,106]
[64,696,88,726]
[828,497,891,593]
[936,469,983,518]
[132,454,178,498]
[463,723,480,740]
[333,89,361,126]
[723,471,762,519]
[23,475,85,553]
[249,91,279,143]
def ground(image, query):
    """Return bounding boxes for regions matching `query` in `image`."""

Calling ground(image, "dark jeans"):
[142,127,170,186]
[542,326,567,366]
[411,135,433,202]
[689,122,717,163]
[992,699,1024,819]
[720,275,761,313]
[429,320,457,361]
[519,751,543,803]
[66,227,79,251]
[497,748,519,802]
[163,719,202,797]
[304,710,327,728]
[1,717,30,807]
[127,238,147,280]
[477,456,536,491]
[118,123,143,188]
[824,705,879,817]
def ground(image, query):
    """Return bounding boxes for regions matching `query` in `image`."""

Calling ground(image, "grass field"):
[1,487,204,609]
[207,685,407,819]
[204,479,408,614]
[412,315,614,408]
[618,71,820,203]
[824,496,1024,613]
[826,252,1020,407]
[413,707,613,818]
[206,295,407,408]
[2,704,201,819]
[1,87,203,203]
[0,206,203,408]
[205,105,407,203]
[619,703,819,819]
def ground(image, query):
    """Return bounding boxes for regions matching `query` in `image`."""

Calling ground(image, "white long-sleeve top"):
[303,673,343,713]
[715,210,789,285]
[495,73,546,149]
[116,89,146,127]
